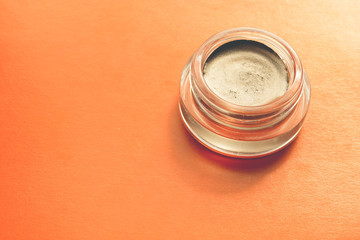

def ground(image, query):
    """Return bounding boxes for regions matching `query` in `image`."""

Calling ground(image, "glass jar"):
[179,28,310,158]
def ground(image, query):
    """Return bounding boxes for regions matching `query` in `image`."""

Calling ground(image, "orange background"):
[1,1,359,239]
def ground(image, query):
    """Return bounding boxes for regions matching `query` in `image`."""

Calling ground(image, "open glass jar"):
[179,28,310,158]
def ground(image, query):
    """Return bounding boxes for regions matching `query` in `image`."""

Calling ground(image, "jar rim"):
[191,27,304,115]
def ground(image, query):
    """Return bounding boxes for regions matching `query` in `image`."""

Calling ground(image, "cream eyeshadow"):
[203,40,288,106]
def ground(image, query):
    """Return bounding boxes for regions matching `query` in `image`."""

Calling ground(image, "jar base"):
[179,103,303,158]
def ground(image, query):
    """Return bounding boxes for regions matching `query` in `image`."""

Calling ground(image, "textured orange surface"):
[1,1,360,239]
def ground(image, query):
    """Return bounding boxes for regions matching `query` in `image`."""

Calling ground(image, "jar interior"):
[202,40,290,107]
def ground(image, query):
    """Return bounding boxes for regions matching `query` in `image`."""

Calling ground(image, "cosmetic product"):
[179,28,310,158]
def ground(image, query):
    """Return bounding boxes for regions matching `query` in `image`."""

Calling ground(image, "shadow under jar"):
[179,28,310,158]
